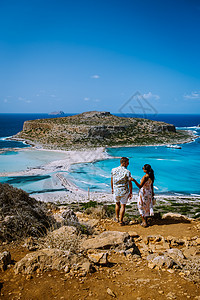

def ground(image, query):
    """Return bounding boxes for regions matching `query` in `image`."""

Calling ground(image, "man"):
[111,157,132,225]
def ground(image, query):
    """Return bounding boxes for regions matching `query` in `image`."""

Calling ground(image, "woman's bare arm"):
[130,175,148,189]
[151,182,154,196]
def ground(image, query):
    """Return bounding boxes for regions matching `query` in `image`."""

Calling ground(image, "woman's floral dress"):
[138,178,154,217]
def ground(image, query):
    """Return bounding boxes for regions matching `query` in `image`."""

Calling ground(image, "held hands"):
[129,177,136,182]
[128,192,132,199]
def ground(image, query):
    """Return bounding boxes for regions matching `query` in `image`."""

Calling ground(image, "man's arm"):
[111,176,114,194]
[128,180,132,198]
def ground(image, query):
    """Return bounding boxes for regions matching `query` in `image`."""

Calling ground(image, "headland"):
[12,111,195,150]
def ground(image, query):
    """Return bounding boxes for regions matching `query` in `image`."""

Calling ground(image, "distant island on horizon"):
[48,111,65,116]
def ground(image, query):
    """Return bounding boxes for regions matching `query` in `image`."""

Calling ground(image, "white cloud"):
[3,98,8,103]
[50,94,56,98]
[91,75,100,79]
[18,97,24,101]
[94,98,100,102]
[142,92,160,100]
[18,97,31,103]
[84,97,90,101]
[184,91,200,100]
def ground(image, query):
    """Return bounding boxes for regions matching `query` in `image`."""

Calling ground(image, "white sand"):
[0,147,117,204]
[1,144,200,205]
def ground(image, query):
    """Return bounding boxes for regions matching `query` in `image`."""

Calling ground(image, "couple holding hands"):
[111,157,155,227]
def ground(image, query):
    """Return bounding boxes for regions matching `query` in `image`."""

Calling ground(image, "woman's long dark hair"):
[143,164,155,183]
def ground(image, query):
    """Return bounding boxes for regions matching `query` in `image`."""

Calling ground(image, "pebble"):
[166,292,176,299]
[167,269,174,274]
[107,288,116,298]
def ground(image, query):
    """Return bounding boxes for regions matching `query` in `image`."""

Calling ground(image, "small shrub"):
[81,201,98,210]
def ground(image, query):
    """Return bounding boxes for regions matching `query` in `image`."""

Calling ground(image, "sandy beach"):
[0,146,117,203]
[1,143,200,206]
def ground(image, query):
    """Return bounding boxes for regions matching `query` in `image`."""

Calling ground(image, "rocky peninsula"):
[14,111,193,150]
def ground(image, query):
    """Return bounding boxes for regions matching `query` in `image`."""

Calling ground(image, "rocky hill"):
[15,111,192,149]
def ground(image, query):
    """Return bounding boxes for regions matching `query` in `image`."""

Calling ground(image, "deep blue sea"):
[0,113,200,196]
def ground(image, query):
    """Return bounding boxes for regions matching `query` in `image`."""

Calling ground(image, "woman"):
[130,164,155,227]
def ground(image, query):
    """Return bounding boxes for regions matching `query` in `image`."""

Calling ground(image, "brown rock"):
[51,225,77,237]
[128,231,139,238]
[0,251,11,271]
[80,260,94,273]
[147,254,175,269]
[194,237,200,245]
[183,247,198,258]
[166,248,185,260]
[14,248,70,274]
[87,251,108,264]
[162,213,192,223]
[81,231,133,250]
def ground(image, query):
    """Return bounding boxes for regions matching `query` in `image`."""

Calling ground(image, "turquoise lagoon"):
[68,126,200,195]
[0,114,200,196]
[0,149,69,194]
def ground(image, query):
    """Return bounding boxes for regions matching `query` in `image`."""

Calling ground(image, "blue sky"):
[0,0,200,114]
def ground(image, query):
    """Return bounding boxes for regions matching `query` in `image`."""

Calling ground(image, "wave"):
[155,158,179,161]
[0,136,13,141]
[98,173,110,178]
[156,158,166,161]
[76,179,92,185]
[177,126,200,130]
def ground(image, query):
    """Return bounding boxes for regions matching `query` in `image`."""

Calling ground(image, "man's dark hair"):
[120,157,129,164]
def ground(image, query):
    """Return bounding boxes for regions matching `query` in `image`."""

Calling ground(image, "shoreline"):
[0,130,199,203]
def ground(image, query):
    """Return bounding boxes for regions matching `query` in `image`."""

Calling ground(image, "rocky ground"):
[0,184,200,299]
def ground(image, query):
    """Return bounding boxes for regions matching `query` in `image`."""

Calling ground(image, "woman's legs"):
[141,215,148,227]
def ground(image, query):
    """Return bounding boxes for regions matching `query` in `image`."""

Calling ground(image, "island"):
[14,111,194,150]
[48,111,65,116]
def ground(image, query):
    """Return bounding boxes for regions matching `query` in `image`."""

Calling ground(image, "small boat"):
[166,144,182,149]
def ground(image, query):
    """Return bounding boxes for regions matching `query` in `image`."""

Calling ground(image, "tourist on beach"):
[130,164,155,228]
[111,157,132,226]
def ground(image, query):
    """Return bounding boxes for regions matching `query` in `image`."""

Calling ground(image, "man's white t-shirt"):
[111,166,131,196]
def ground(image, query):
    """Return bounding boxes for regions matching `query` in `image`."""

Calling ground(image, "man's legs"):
[115,202,120,222]
[119,204,126,223]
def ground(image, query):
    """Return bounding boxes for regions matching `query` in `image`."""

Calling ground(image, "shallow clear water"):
[0,173,67,194]
[69,127,200,195]
[0,149,68,173]
[0,113,200,195]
